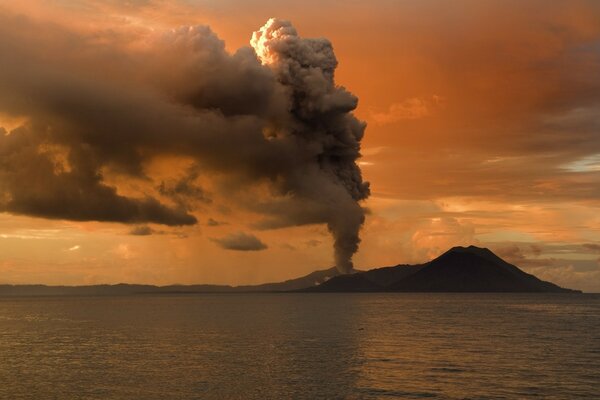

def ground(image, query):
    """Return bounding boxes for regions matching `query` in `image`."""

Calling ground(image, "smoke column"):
[251,19,370,272]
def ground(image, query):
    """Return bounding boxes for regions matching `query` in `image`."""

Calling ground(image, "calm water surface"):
[0,293,599,399]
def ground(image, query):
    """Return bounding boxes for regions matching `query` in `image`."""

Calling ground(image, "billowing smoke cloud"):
[0,14,368,272]
[249,19,370,272]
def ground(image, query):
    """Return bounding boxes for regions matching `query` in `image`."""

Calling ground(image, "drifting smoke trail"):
[251,19,370,272]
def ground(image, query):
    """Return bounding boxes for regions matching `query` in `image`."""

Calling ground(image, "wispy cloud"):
[370,95,443,125]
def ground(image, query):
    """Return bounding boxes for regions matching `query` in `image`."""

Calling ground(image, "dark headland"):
[0,246,580,296]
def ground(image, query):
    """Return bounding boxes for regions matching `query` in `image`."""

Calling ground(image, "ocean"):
[0,293,598,399]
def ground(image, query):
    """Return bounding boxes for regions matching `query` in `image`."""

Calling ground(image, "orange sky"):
[0,0,599,291]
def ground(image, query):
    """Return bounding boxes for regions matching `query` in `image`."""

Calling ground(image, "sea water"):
[0,293,598,399]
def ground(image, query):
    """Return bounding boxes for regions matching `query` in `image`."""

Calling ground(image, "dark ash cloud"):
[211,232,268,251]
[249,19,370,272]
[0,15,368,272]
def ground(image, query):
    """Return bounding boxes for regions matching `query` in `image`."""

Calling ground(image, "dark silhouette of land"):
[307,246,579,293]
[0,246,580,296]
[0,267,340,296]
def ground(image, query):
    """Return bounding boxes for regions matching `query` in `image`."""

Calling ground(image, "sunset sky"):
[1,0,599,291]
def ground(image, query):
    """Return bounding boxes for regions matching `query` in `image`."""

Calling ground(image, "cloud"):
[583,243,600,252]
[0,14,369,271]
[370,96,443,125]
[113,243,137,260]
[157,164,211,210]
[527,263,600,293]
[305,239,322,247]
[211,232,268,251]
[410,217,476,261]
[353,2,600,206]
[280,243,297,251]
[530,244,542,257]
[0,126,197,226]
[206,218,226,227]
[492,245,552,268]
[129,226,154,236]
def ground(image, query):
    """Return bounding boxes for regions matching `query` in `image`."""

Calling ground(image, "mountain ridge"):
[0,266,341,296]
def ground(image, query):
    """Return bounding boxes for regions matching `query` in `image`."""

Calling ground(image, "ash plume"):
[0,15,368,273]
[251,19,369,272]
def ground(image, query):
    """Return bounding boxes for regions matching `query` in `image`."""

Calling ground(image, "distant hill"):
[0,283,233,297]
[0,267,340,297]
[307,246,579,293]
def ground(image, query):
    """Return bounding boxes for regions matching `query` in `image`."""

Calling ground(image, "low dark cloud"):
[206,218,226,227]
[490,242,600,277]
[0,126,196,226]
[530,244,543,257]
[211,232,268,251]
[305,239,322,248]
[583,243,600,252]
[129,225,154,236]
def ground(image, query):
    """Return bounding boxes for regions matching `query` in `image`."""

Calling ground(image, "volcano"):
[307,246,579,293]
